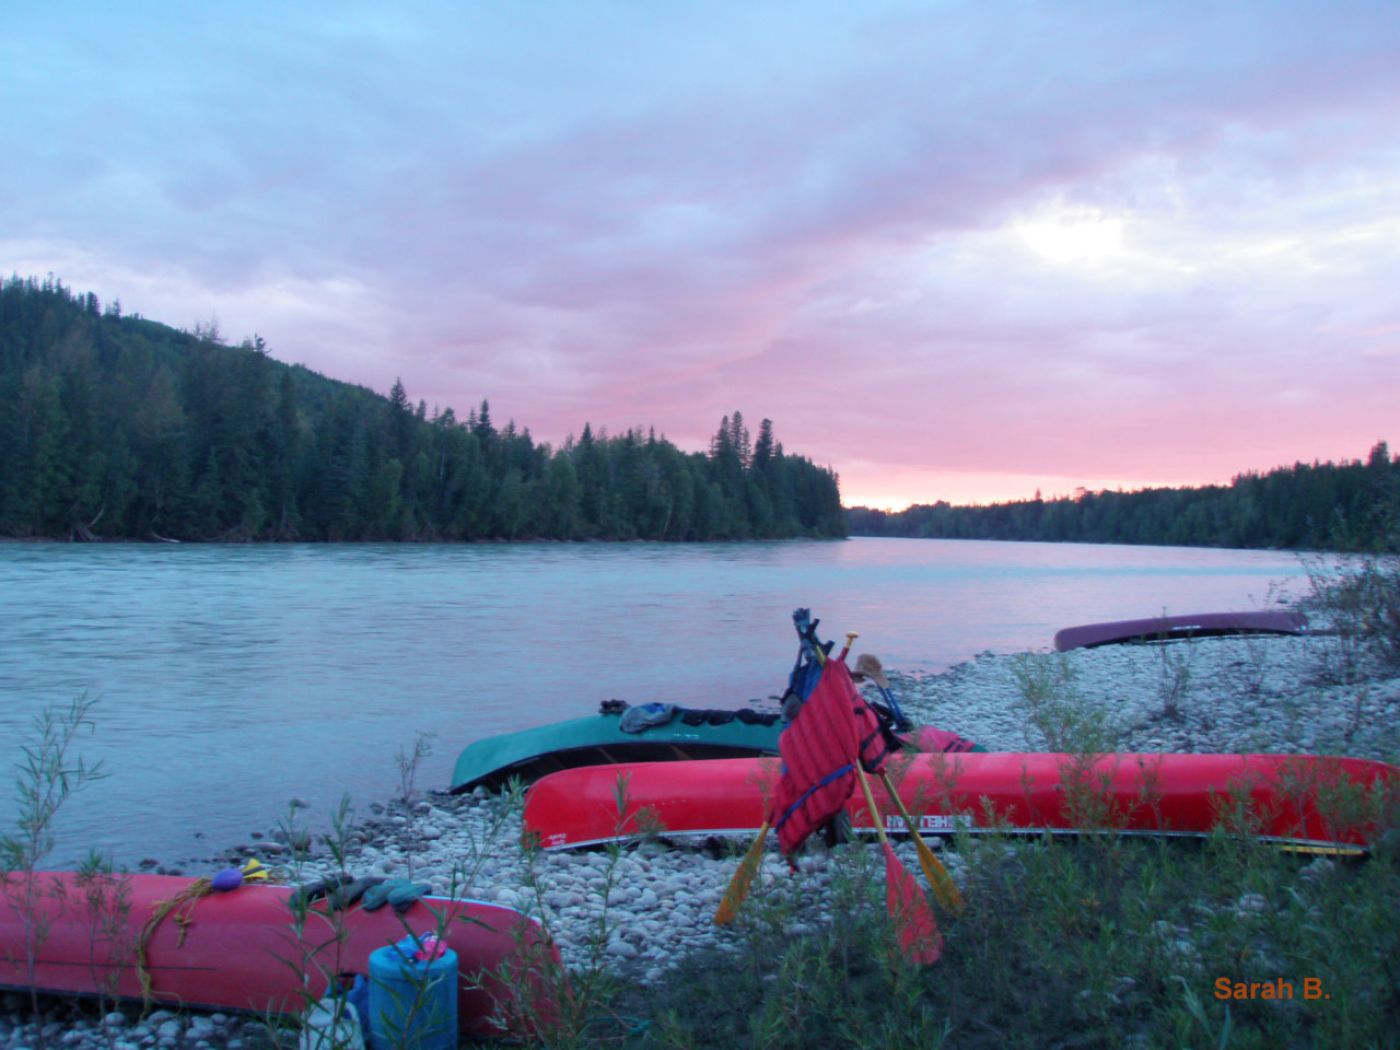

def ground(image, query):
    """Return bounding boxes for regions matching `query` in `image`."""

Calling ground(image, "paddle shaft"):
[853,762,892,848]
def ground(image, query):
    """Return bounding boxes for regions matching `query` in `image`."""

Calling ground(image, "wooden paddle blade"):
[883,840,943,965]
[911,833,964,915]
[714,821,770,925]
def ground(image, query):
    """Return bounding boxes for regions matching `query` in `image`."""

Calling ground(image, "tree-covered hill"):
[0,275,844,542]
[848,445,1400,552]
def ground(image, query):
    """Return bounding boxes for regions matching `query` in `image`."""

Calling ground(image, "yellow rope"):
[135,876,212,1006]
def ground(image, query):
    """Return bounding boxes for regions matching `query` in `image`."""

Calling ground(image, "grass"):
[452,730,1398,1048]
[595,819,1400,1050]
[396,731,438,809]
[0,696,110,1045]
[1008,654,1120,754]
[7,620,1400,1050]
[506,618,1400,1048]
[1302,546,1400,682]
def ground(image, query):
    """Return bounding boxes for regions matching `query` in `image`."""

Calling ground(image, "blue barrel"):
[367,936,458,1050]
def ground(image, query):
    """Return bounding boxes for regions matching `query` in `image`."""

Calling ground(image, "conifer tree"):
[0,277,850,543]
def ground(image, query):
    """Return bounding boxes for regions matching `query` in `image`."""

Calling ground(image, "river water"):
[0,538,1308,866]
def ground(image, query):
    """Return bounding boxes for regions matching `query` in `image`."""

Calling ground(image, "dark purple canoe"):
[1054,610,1307,652]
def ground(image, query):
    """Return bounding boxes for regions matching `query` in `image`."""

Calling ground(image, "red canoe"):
[523,752,1397,853]
[0,874,558,1037]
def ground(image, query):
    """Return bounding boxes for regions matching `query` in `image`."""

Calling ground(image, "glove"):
[287,872,353,912]
[361,878,431,914]
[326,875,386,911]
[389,881,432,914]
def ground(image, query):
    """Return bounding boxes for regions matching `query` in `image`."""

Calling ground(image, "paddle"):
[878,770,964,914]
[838,630,945,959]
[851,648,963,913]
[855,760,943,964]
[714,820,769,925]
[836,632,943,960]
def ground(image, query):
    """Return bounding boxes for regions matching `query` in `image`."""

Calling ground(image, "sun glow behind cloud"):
[1015,207,1126,264]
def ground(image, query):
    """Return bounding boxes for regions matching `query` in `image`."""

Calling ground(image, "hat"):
[851,653,889,690]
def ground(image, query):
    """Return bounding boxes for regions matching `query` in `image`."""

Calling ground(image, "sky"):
[4,2,1399,509]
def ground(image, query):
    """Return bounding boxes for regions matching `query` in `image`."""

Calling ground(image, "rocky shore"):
[4,630,1397,1048]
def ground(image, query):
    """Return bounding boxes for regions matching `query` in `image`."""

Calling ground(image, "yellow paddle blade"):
[911,835,964,914]
[715,822,771,925]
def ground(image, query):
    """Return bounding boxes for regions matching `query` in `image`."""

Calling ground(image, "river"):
[0,538,1308,866]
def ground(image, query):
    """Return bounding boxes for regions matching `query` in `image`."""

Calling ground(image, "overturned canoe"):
[523,751,1396,853]
[0,873,558,1037]
[451,706,783,793]
[1054,610,1308,652]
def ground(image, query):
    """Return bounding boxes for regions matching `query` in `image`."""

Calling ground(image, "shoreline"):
[4,631,1397,1046]
[308,629,1400,976]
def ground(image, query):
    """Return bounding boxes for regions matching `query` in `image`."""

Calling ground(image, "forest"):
[0,276,845,542]
[7,275,1394,553]
[848,445,1400,552]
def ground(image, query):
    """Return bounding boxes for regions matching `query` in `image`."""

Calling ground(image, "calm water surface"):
[0,538,1307,865]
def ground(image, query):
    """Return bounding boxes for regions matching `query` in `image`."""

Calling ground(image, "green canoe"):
[450,706,783,794]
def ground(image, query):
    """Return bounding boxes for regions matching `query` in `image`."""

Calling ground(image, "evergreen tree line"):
[848,444,1400,552]
[0,276,845,542]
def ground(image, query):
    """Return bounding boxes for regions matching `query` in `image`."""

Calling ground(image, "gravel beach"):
[4,630,1397,1048]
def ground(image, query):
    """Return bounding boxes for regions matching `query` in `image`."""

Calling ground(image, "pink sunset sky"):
[4,2,1398,509]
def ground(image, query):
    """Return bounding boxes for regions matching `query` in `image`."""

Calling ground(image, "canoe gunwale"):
[536,824,1373,855]
[451,714,782,793]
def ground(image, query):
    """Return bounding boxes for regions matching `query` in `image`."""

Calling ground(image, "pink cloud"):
[7,3,1399,508]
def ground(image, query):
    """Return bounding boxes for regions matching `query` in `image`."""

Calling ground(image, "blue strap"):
[877,683,907,727]
[772,762,853,834]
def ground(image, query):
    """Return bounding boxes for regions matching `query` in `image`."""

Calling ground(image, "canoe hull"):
[451,710,782,793]
[1054,610,1307,652]
[0,874,558,1037]
[523,752,1396,852]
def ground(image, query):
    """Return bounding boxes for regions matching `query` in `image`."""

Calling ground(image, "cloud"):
[4,1,1399,506]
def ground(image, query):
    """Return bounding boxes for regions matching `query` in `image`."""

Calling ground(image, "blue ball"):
[211,868,244,892]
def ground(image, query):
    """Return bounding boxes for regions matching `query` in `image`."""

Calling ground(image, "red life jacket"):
[769,659,891,855]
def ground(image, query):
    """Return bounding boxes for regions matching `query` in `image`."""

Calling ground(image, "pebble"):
[1300,857,1336,882]
[606,939,640,958]
[1233,892,1270,917]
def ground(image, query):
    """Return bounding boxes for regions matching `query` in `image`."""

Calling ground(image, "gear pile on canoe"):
[449,621,981,797]
[450,700,787,794]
